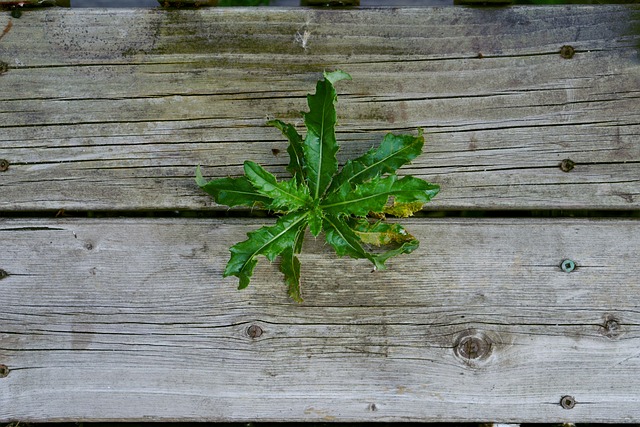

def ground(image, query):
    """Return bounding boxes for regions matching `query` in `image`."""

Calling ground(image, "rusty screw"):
[560,45,575,59]
[0,364,9,378]
[560,159,575,172]
[560,395,576,409]
[0,159,9,172]
[247,324,263,339]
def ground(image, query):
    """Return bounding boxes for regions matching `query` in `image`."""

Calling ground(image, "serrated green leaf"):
[323,214,384,270]
[280,227,305,302]
[267,119,305,182]
[225,211,309,289]
[322,175,439,217]
[196,166,273,208]
[303,72,350,199]
[390,176,440,204]
[307,205,324,237]
[328,132,424,192]
[243,161,311,211]
[321,175,397,216]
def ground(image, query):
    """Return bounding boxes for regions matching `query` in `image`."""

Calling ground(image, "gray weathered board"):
[1,218,639,422]
[0,7,638,211]
[1,5,640,424]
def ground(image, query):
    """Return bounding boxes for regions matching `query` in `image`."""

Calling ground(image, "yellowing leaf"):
[349,219,415,246]
[384,201,425,217]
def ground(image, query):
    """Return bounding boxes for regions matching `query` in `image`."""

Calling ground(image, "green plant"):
[196,71,439,301]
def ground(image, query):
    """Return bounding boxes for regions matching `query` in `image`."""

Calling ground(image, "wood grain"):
[1,217,639,422]
[0,7,638,211]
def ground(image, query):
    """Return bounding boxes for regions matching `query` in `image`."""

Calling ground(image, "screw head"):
[0,364,9,378]
[560,159,575,172]
[561,259,576,273]
[0,159,9,172]
[560,395,576,409]
[560,45,575,59]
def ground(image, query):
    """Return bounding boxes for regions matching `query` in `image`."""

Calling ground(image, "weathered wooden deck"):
[1,5,639,423]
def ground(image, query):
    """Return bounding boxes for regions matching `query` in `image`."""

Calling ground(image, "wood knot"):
[454,330,492,362]
[247,324,263,339]
[601,314,621,339]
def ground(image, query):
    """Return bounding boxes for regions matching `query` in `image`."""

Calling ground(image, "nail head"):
[560,395,576,409]
[0,269,9,280]
[0,62,8,75]
[0,364,9,378]
[0,159,9,172]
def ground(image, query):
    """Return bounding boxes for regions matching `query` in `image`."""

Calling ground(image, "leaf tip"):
[195,165,208,187]
[289,291,304,303]
[323,69,352,85]
[242,159,259,175]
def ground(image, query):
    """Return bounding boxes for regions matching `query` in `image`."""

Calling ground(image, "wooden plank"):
[1,217,638,422]
[0,7,638,211]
